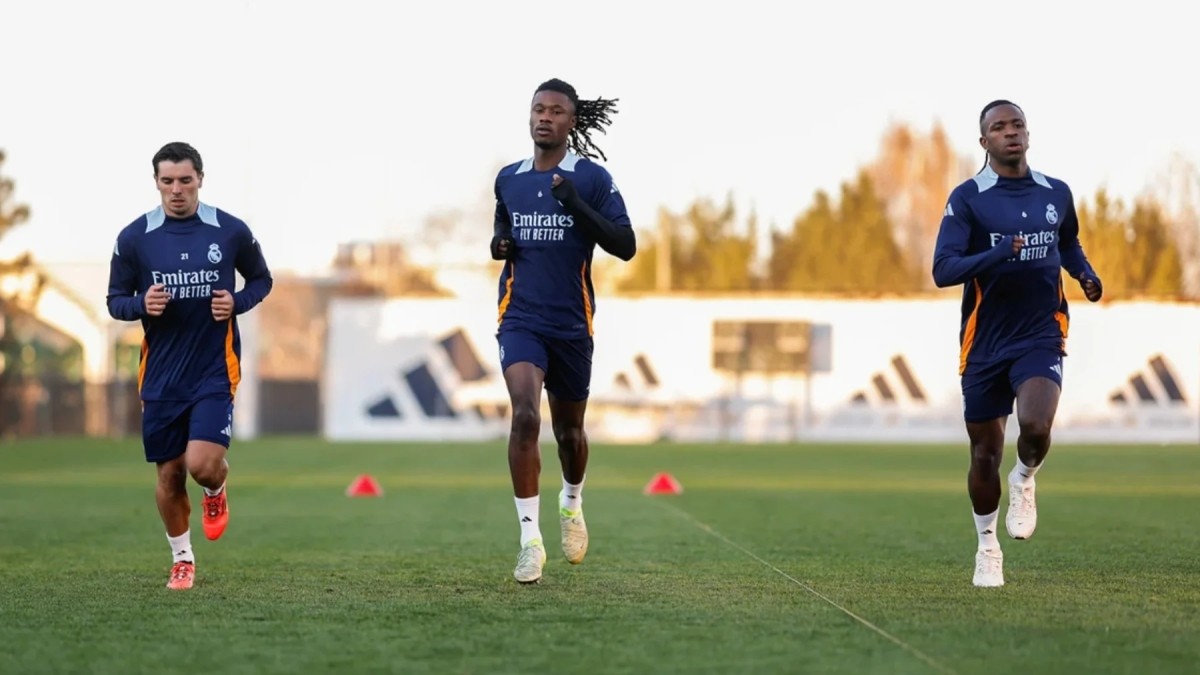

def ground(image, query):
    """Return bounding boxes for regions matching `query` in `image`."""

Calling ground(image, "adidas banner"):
[323,298,1199,444]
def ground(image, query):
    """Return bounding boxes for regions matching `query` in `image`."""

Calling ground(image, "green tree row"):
[615,122,1195,300]
[618,176,1190,299]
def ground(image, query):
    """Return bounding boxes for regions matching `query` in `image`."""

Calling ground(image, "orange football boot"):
[167,561,195,590]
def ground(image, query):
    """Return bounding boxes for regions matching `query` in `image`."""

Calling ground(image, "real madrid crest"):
[208,243,222,264]
[1045,203,1058,225]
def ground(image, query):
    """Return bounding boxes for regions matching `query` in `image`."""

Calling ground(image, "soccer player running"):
[932,101,1102,587]
[490,79,636,584]
[106,142,273,590]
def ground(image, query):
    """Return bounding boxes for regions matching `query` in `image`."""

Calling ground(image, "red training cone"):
[346,474,383,497]
[643,472,683,495]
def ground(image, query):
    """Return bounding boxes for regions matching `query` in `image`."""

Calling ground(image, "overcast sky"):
[1,0,1194,274]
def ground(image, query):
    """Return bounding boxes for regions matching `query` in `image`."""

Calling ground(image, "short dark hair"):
[152,142,203,176]
[977,100,1026,172]
[978,99,1023,135]
[534,78,619,161]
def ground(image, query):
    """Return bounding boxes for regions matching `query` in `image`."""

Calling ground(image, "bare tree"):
[1148,152,1200,298]
[866,122,975,289]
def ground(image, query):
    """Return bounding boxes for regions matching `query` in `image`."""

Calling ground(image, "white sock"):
[168,530,194,564]
[560,475,584,512]
[1011,458,1041,485]
[974,510,1000,551]
[514,495,541,547]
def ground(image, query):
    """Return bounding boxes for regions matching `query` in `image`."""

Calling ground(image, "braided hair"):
[534,78,619,161]
[977,99,1024,172]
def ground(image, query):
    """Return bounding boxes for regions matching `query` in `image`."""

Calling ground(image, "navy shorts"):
[497,328,593,401]
[142,394,234,463]
[961,349,1063,423]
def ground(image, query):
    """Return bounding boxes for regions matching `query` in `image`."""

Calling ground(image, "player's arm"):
[491,177,515,261]
[551,171,636,261]
[106,232,145,321]
[1057,192,1103,301]
[232,226,273,314]
[931,191,1017,287]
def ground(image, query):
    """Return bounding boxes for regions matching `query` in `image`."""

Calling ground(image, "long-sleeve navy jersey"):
[493,152,631,339]
[932,166,1096,373]
[106,203,272,401]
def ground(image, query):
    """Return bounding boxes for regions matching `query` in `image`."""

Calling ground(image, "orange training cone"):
[643,472,683,495]
[346,474,383,497]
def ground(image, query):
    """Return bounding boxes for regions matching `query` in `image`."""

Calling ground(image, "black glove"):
[1079,271,1103,302]
[550,175,581,207]
[490,234,514,261]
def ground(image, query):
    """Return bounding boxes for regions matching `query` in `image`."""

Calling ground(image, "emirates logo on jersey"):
[151,269,221,300]
[511,211,574,242]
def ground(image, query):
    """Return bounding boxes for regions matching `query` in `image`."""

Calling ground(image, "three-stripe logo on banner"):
[849,355,927,405]
[1109,354,1189,406]
[365,328,501,420]
[613,354,660,393]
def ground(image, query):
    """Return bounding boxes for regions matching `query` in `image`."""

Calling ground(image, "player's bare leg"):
[967,418,1006,587]
[549,395,589,564]
[1007,378,1061,540]
[504,362,547,583]
[156,455,195,590]
[187,440,230,541]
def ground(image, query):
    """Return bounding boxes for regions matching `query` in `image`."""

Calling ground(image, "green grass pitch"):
[2,437,1197,674]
